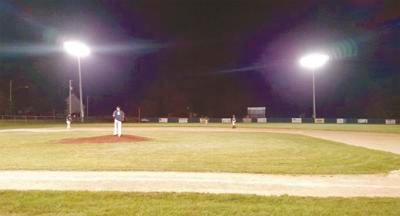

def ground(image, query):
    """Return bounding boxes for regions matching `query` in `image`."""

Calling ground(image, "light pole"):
[69,80,72,115]
[299,53,329,119]
[9,80,12,114]
[64,40,90,122]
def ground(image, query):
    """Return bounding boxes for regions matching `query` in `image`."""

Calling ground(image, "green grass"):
[0,191,399,216]
[130,122,400,134]
[2,121,400,134]
[239,123,400,134]
[130,122,400,133]
[1,130,399,174]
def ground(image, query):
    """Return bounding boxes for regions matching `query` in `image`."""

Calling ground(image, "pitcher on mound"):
[112,106,125,137]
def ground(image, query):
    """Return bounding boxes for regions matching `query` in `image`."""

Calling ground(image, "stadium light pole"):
[64,40,90,123]
[299,53,330,119]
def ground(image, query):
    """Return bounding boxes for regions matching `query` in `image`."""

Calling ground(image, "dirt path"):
[301,130,400,155]
[0,170,399,197]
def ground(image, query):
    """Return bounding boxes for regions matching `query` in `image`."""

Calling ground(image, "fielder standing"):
[112,106,125,137]
[232,114,237,129]
[66,114,72,129]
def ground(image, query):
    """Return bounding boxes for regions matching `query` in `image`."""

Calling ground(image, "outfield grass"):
[239,123,400,134]
[66,122,400,134]
[1,130,399,174]
[0,191,399,216]
[127,123,400,134]
[2,121,400,134]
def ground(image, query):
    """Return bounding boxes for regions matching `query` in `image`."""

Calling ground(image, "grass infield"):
[0,130,399,174]
[0,191,399,216]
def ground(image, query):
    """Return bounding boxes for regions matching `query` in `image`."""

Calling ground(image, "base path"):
[1,171,400,197]
[301,130,400,155]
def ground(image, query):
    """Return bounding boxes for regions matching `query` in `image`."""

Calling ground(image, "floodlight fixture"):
[299,53,329,70]
[64,41,90,58]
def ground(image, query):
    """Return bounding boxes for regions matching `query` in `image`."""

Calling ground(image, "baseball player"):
[232,114,237,129]
[112,106,125,137]
[66,114,72,129]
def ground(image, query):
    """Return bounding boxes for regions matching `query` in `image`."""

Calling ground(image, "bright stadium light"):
[299,53,329,70]
[63,41,91,57]
[299,52,330,119]
[64,40,91,122]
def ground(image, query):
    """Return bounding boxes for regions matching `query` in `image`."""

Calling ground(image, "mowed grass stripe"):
[0,191,400,216]
[0,131,399,174]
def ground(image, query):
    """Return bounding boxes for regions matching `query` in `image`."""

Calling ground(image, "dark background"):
[0,0,399,118]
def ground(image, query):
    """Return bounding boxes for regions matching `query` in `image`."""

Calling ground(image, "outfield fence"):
[0,115,399,125]
[0,115,59,121]
[139,117,400,125]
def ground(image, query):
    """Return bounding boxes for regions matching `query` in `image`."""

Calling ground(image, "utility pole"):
[138,107,141,123]
[69,80,72,115]
[9,80,12,114]
[86,96,89,117]
[78,57,84,122]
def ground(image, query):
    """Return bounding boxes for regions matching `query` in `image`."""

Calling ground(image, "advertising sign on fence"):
[242,118,252,123]
[257,118,267,123]
[200,118,208,124]
[291,118,302,123]
[178,118,188,123]
[314,118,325,124]
[385,119,396,125]
[336,118,345,124]
[221,118,232,123]
[357,119,368,124]
[159,118,168,123]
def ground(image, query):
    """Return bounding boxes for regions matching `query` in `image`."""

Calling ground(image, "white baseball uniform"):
[112,109,125,137]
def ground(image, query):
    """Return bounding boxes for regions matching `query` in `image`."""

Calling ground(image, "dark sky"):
[0,0,399,118]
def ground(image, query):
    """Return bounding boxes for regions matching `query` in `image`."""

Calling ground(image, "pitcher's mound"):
[59,135,150,144]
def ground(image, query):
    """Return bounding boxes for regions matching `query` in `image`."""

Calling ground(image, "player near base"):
[112,106,125,137]
[232,114,236,129]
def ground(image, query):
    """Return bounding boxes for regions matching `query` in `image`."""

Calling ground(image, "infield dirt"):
[59,135,150,144]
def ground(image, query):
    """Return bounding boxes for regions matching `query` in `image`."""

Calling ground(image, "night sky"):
[0,0,399,118]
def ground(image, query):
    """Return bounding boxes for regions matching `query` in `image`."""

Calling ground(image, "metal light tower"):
[68,80,72,115]
[64,40,90,122]
[299,53,330,119]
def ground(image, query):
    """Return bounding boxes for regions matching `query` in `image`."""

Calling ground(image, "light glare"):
[299,53,329,70]
[64,41,91,57]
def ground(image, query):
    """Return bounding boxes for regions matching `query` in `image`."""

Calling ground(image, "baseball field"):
[1,122,400,215]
